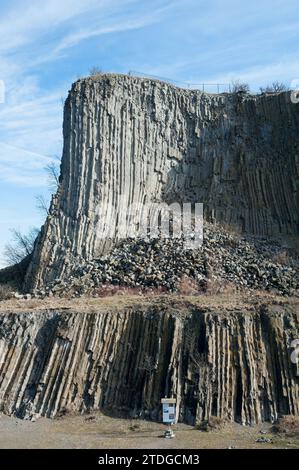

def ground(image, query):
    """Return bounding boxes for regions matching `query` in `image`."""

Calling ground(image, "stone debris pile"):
[32,223,298,298]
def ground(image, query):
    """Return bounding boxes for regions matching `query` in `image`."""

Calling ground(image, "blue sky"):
[0,0,298,267]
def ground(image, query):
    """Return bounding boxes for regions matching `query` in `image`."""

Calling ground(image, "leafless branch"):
[35,194,49,215]
[4,228,39,265]
[90,66,103,76]
[260,81,289,94]
[45,160,60,191]
[230,80,250,93]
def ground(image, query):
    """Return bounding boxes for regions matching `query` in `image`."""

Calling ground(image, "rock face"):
[24,74,299,290]
[0,303,298,424]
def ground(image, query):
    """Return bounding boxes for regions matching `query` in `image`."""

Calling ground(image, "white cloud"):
[0,0,298,265]
[0,0,173,187]
[54,17,158,56]
[0,0,167,60]
[0,73,63,186]
[0,142,56,187]
[0,0,104,53]
[51,1,175,55]
[206,55,299,90]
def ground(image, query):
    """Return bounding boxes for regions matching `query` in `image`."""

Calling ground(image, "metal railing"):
[128,70,230,93]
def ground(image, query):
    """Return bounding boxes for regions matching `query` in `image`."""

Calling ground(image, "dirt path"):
[0,413,298,449]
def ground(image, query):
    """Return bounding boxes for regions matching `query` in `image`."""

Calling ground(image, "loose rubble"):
[31,222,298,299]
[256,437,273,444]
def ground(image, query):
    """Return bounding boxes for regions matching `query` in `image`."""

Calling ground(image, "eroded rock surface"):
[0,301,298,424]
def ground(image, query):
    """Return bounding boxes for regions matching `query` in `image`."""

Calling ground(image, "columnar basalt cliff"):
[1,75,298,426]
[0,302,298,424]
[24,74,299,291]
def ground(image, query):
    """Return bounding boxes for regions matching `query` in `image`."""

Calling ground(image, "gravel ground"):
[0,413,298,449]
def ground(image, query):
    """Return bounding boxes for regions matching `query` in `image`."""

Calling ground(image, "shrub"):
[0,284,13,301]
[196,416,227,432]
[92,284,143,297]
[205,277,237,296]
[260,81,288,94]
[4,228,39,266]
[176,275,200,296]
[90,66,103,77]
[129,423,140,432]
[230,80,250,93]
[271,416,299,437]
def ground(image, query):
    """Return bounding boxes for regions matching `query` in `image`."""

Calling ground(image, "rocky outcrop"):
[0,302,298,424]
[24,74,299,291]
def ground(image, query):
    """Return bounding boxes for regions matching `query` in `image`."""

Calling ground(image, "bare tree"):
[45,159,60,191]
[230,80,250,93]
[260,81,288,94]
[4,228,39,265]
[45,162,59,190]
[34,156,61,216]
[3,157,61,267]
[271,81,288,92]
[35,194,49,216]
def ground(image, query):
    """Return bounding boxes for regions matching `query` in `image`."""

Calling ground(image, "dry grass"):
[272,250,290,266]
[272,416,299,437]
[0,287,297,314]
[176,273,238,297]
[196,417,228,432]
[176,275,201,296]
[128,423,141,432]
[92,284,167,298]
[92,284,143,297]
[205,277,237,296]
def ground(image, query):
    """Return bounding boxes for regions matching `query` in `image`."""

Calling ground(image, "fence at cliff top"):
[128,70,230,93]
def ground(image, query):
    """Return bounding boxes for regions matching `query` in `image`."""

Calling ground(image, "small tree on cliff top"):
[90,66,103,77]
[260,81,289,93]
[230,80,250,93]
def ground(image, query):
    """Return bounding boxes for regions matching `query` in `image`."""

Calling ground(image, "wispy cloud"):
[0,0,102,53]
[0,0,171,65]
[0,0,298,265]
[52,9,169,57]
[0,0,172,187]
[0,0,298,188]
[211,57,299,89]
[0,142,55,187]
[136,0,299,88]
[0,73,63,186]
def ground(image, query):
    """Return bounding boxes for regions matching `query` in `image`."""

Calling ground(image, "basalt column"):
[24,75,299,290]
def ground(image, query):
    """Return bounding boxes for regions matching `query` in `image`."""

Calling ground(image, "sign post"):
[161,397,176,438]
